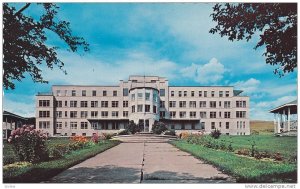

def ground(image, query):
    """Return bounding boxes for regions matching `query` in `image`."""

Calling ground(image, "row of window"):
[53,110,129,118]
[170,90,230,98]
[56,89,129,97]
[54,100,129,108]
[56,122,120,130]
[169,101,235,108]
[169,111,246,119]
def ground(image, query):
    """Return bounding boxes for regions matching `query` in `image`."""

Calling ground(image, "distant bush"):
[8,125,49,163]
[152,121,168,134]
[118,129,130,135]
[251,130,259,135]
[163,130,176,136]
[125,121,141,134]
[102,133,114,140]
[210,129,221,139]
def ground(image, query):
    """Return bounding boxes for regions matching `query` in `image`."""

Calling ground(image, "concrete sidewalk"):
[49,135,233,183]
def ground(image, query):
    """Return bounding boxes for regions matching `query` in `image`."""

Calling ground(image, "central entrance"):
[139,119,150,132]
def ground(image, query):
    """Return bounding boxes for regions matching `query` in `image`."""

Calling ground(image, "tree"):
[209,3,297,76]
[3,3,89,90]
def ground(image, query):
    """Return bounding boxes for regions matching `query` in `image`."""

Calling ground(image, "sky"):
[3,3,298,120]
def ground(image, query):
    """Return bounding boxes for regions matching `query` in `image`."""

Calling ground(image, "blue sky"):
[3,3,298,120]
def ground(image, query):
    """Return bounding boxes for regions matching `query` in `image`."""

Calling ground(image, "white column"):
[273,113,277,134]
[277,113,281,133]
[283,109,286,131]
[288,107,291,131]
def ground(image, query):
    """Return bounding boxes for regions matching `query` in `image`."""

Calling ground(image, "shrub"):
[118,129,130,135]
[273,152,283,161]
[210,129,221,139]
[126,121,141,134]
[163,130,176,136]
[91,133,100,143]
[152,121,168,134]
[236,148,250,156]
[180,132,191,139]
[102,133,114,140]
[251,130,259,135]
[49,144,70,159]
[8,125,49,163]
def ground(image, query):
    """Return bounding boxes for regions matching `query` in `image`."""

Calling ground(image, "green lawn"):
[219,135,297,160]
[3,140,120,183]
[171,140,297,183]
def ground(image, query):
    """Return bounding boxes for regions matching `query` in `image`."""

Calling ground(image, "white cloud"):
[231,78,261,95]
[42,50,179,85]
[180,58,225,84]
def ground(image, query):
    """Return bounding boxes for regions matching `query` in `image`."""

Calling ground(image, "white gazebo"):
[269,100,297,136]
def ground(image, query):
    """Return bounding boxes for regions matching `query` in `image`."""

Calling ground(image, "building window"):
[92,90,97,96]
[170,111,176,118]
[181,124,185,130]
[200,111,207,118]
[123,111,128,117]
[211,91,215,97]
[56,90,61,96]
[80,101,88,107]
[219,111,222,118]
[123,101,128,107]
[224,112,231,118]
[225,91,229,97]
[153,105,157,113]
[39,111,50,118]
[210,112,216,118]
[211,122,215,129]
[103,90,107,96]
[56,111,62,118]
[137,105,143,112]
[169,101,176,108]
[39,100,50,107]
[190,111,196,118]
[224,101,231,108]
[102,123,108,130]
[145,92,150,100]
[199,91,202,97]
[71,122,77,129]
[191,91,195,97]
[113,90,118,96]
[226,122,230,129]
[101,111,108,118]
[179,111,186,118]
[145,105,150,112]
[138,93,143,99]
[160,89,165,96]
[82,90,86,96]
[70,101,77,107]
[210,101,216,108]
[91,122,99,130]
[189,101,196,108]
[171,91,174,97]
[219,91,223,97]
[65,111,68,117]
[243,121,246,128]
[91,111,98,118]
[200,122,205,130]
[160,111,165,119]
[56,122,62,129]
[179,101,186,108]
[184,91,187,97]
[160,101,165,108]
[112,101,119,108]
[204,91,207,97]
[219,122,222,128]
[72,90,76,96]
[191,124,195,130]
[236,111,246,118]
[171,125,175,130]
[132,105,135,113]
[131,94,135,101]
[219,101,222,107]
[56,101,62,107]
[91,101,98,108]
[39,121,50,129]
[112,122,119,130]
[65,101,68,107]
[179,91,182,97]
[101,101,108,107]
[81,111,88,118]
[236,101,246,108]
[81,122,88,129]
[70,111,77,118]
[199,101,206,108]
[112,111,119,117]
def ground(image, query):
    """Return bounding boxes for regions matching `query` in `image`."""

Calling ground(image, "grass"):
[171,140,297,183]
[219,135,297,160]
[250,120,274,134]
[3,140,120,183]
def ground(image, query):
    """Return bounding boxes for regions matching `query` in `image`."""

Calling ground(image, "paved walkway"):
[49,135,234,183]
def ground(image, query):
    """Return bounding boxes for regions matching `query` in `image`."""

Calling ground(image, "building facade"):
[36,75,250,136]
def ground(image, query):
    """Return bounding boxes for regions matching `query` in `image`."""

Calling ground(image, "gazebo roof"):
[269,100,297,114]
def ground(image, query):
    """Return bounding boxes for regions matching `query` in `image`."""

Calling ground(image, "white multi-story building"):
[36,75,250,136]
